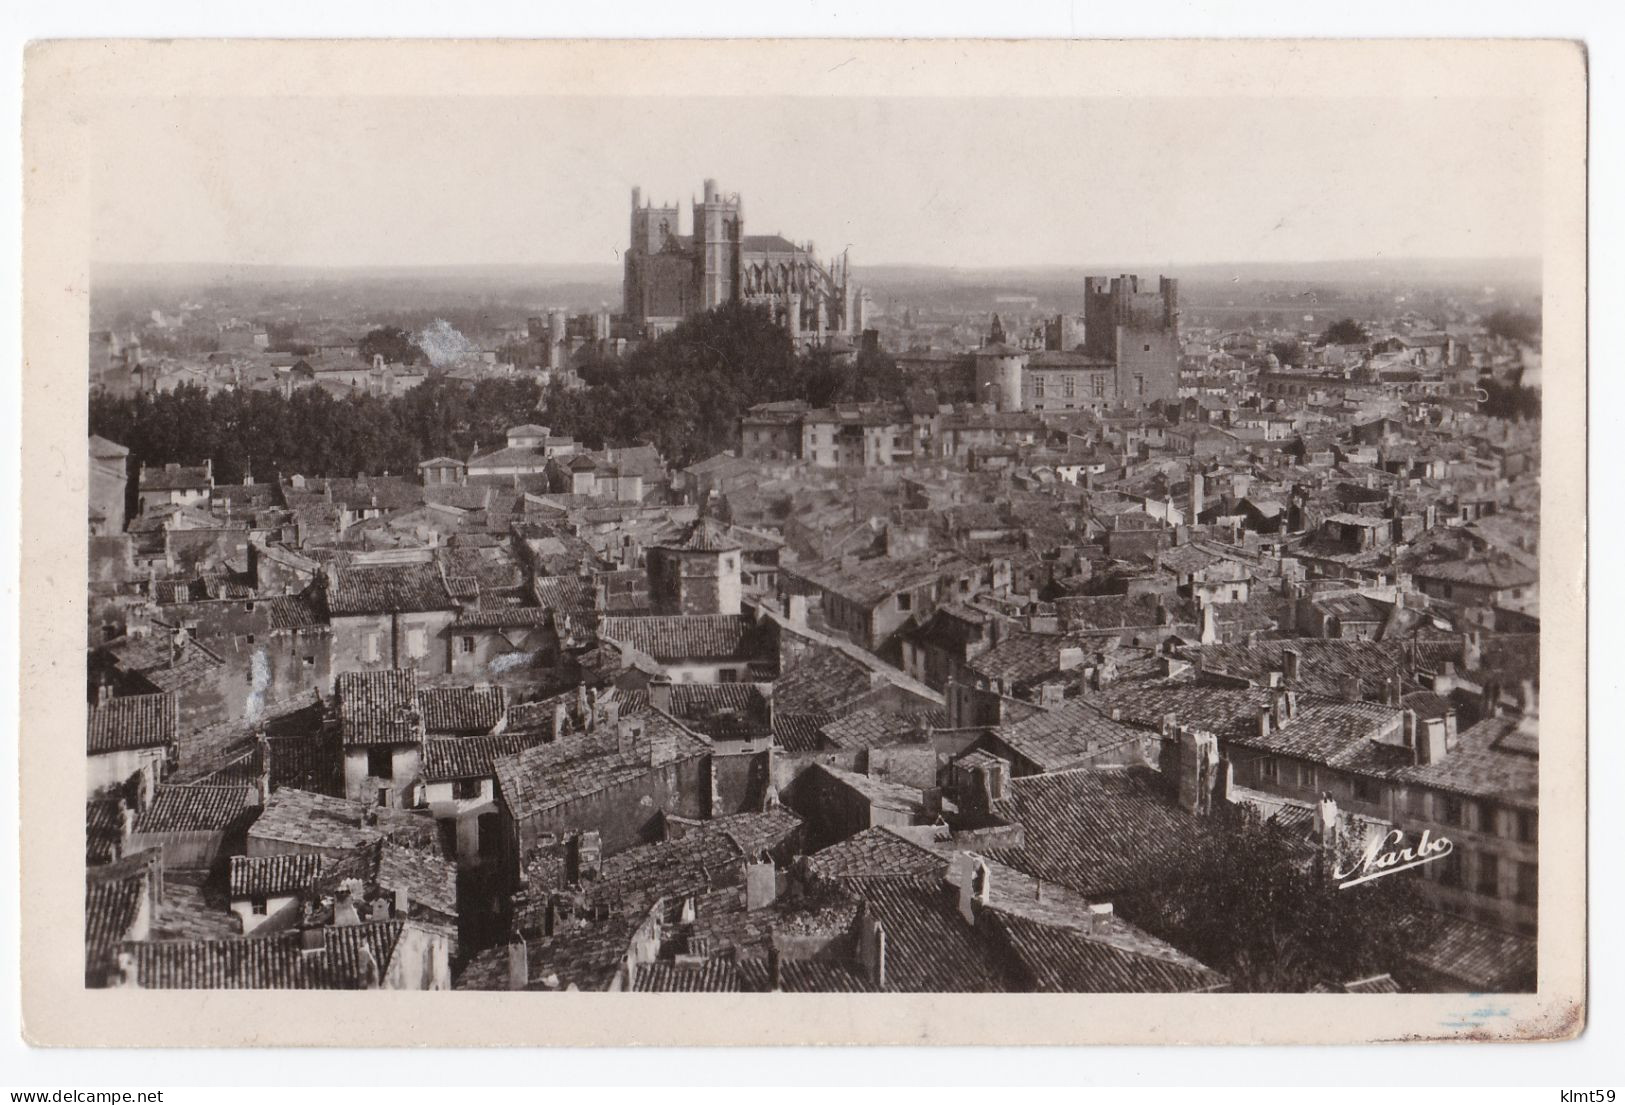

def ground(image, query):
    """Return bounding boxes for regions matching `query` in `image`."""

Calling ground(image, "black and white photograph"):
[14,35,1591,1056]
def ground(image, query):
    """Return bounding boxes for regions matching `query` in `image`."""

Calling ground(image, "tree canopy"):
[1483,309,1540,346]
[359,326,429,367]
[1118,807,1436,992]
[541,302,906,466]
[1319,318,1369,346]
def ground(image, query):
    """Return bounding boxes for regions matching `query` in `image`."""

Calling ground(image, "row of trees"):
[90,304,913,482]
[90,376,545,487]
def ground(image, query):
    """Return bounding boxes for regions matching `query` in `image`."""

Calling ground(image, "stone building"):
[623,179,868,344]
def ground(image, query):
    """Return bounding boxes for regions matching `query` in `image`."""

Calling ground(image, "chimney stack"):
[1282,647,1300,685]
[649,675,673,715]
[507,938,529,991]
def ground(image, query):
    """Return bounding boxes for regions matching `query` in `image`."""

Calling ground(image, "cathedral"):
[622,179,869,346]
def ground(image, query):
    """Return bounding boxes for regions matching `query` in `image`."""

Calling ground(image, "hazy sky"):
[90,94,1543,268]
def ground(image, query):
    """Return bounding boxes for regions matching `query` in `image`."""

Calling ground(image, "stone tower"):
[647,518,743,616]
[692,179,743,311]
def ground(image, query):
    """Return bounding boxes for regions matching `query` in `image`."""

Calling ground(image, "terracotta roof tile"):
[89,693,179,755]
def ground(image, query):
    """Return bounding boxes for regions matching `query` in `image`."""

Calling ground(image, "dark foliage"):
[1268,339,1305,367]
[541,303,907,466]
[1117,807,1435,992]
[1479,378,1542,421]
[90,376,545,485]
[1483,309,1540,346]
[91,306,909,480]
[359,326,429,367]
[1319,318,1369,346]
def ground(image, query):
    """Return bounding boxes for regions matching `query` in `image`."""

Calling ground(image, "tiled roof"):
[805,826,950,881]
[987,699,1146,773]
[773,712,834,753]
[124,920,408,989]
[88,692,179,755]
[1403,911,1536,991]
[493,712,713,823]
[810,763,928,816]
[452,606,554,629]
[262,592,327,630]
[987,768,1208,898]
[417,685,507,734]
[336,670,424,747]
[1186,639,1421,698]
[654,517,741,552]
[985,909,1226,993]
[632,960,743,992]
[86,851,159,979]
[1092,682,1404,771]
[597,614,757,662]
[375,842,459,919]
[709,808,804,861]
[1411,556,1538,590]
[248,789,439,855]
[785,551,977,608]
[1392,715,1538,807]
[229,853,326,899]
[97,634,225,693]
[87,799,126,865]
[772,647,875,715]
[132,784,256,835]
[742,958,876,993]
[854,877,1014,992]
[140,464,212,491]
[423,732,546,782]
[965,632,1105,687]
[324,563,456,615]
[817,708,920,750]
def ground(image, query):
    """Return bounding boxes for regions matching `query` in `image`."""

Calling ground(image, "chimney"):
[1314,794,1339,849]
[648,675,673,715]
[1340,675,1364,703]
[393,885,410,917]
[506,938,529,990]
[1189,470,1205,521]
[1282,647,1300,685]
[334,886,361,927]
[745,860,777,911]
[767,945,783,992]
[1415,716,1448,765]
[1271,687,1288,730]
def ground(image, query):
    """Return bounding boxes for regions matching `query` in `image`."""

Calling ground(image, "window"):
[1259,757,1278,783]
[1515,809,1538,843]
[1353,776,1382,805]
[1135,375,1146,397]
[1515,861,1538,905]
[1033,377,1045,399]
[897,592,913,612]
[1439,848,1464,888]
[1092,375,1106,398]
[377,787,391,808]
[367,747,393,779]
[453,779,481,801]
[1476,852,1500,898]
[363,633,381,663]
[1143,343,1152,352]
[407,627,428,659]
[250,897,268,916]
[1440,795,1463,826]
[1064,375,1076,398]
[458,636,476,655]
[303,655,315,667]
